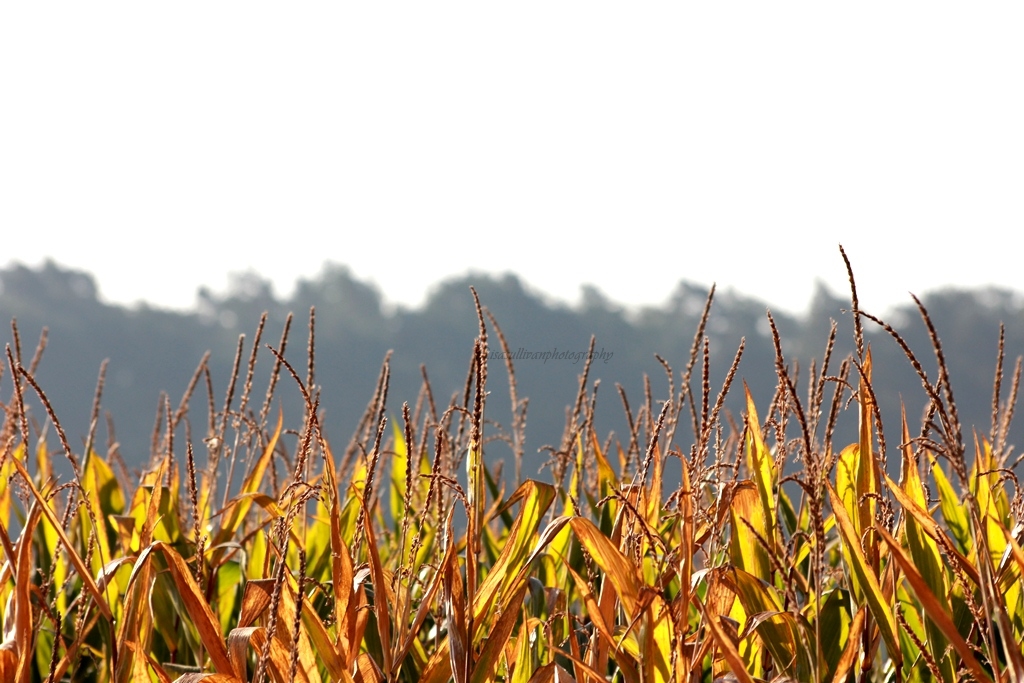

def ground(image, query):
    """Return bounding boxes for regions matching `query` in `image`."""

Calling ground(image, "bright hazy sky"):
[3,5,1022,316]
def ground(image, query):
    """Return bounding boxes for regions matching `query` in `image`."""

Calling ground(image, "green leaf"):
[826,479,900,668]
[215,559,243,635]
[879,527,992,683]
[931,455,970,555]
[816,589,853,681]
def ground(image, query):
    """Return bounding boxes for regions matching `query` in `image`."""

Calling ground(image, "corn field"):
[1,256,1023,682]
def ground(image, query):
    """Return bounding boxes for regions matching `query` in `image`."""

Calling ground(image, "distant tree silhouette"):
[2,261,1022,483]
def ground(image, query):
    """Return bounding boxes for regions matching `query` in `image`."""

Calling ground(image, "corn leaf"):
[826,479,900,668]
[878,526,992,683]
[128,541,234,674]
[728,480,772,584]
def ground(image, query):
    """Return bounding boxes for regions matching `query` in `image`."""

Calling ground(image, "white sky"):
[2,5,1022,316]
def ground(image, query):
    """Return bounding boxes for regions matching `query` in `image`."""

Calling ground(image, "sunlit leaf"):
[826,479,900,669]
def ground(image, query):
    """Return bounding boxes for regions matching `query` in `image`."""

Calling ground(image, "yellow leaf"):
[728,480,772,584]
[743,384,776,538]
[826,480,900,668]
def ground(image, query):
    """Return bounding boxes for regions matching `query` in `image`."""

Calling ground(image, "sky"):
[2,5,1022,317]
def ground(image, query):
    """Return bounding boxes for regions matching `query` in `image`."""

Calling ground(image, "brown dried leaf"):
[129,542,234,674]
[239,579,275,628]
